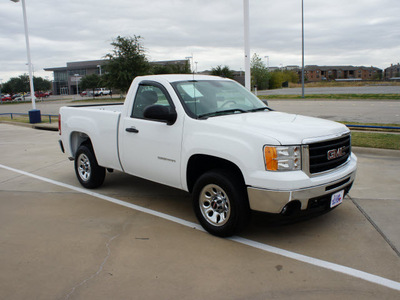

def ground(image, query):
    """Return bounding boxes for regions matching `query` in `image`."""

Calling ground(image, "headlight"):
[264,145,301,171]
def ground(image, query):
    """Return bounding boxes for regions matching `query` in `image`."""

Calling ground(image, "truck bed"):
[60,103,124,171]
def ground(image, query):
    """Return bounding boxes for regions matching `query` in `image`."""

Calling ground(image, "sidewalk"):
[351,147,400,256]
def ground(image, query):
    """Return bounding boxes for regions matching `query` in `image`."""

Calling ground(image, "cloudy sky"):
[0,0,399,82]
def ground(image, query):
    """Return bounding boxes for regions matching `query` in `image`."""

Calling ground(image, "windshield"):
[171,80,269,118]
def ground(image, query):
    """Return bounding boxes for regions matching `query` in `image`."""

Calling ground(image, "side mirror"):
[143,105,177,125]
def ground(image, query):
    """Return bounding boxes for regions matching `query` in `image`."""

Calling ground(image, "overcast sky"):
[0,0,399,82]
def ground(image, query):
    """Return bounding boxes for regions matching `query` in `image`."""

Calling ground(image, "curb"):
[0,121,58,132]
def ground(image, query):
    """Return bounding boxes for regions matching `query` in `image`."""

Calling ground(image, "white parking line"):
[1,163,400,292]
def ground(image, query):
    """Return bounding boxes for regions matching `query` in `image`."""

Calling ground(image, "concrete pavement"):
[0,124,399,299]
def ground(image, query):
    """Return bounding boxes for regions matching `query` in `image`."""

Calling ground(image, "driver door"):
[119,82,183,189]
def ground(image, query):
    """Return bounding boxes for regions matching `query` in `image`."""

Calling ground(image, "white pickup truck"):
[59,74,357,236]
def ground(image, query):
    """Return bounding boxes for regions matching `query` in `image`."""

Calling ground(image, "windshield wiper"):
[248,107,273,112]
[198,109,246,119]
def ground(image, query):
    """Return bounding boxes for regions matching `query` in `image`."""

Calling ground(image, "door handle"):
[125,127,139,133]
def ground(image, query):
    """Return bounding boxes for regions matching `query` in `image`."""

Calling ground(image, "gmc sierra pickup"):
[59,74,357,236]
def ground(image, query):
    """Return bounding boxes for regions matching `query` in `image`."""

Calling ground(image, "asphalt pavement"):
[0,124,399,299]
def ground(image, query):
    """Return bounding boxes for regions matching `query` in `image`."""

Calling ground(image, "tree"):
[251,54,270,90]
[269,70,299,89]
[34,76,51,91]
[80,74,101,98]
[103,35,151,94]
[152,62,191,75]
[211,65,234,79]
[2,75,50,94]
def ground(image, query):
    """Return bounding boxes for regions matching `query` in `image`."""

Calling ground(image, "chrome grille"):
[308,134,351,174]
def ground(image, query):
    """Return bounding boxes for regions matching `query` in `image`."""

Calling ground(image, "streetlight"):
[74,74,80,99]
[11,0,40,123]
[243,0,251,90]
[264,56,270,71]
[97,64,102,76]
[301,0,305,98]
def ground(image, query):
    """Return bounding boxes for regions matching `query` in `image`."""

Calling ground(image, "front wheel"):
[74,144,106,189]
[192,170,250,237]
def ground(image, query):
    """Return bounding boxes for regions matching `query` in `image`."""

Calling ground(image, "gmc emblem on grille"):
[327,146,346,160]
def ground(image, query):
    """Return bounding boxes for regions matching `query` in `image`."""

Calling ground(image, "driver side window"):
[132,84,171,119]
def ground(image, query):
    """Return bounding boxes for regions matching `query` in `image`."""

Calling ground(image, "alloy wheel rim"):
[77,153,91,182]
[199,184,231,226]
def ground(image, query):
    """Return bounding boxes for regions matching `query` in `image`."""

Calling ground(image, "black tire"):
[74,144,106,189]
[192,169,250,237]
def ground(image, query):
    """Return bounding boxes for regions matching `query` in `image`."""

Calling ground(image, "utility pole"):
[243,0,251,90]
[301,0,305,98]
[11,0,41,123]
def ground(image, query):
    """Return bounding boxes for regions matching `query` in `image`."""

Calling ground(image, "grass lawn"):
[351,132,400,150]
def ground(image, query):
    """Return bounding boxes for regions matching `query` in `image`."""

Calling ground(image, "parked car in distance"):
[1,94,12,101]
[94,88,111,96]
[35,91,49,98]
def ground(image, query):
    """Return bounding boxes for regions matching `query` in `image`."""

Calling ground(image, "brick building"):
[384,63,400,80]
[302,65,382,82]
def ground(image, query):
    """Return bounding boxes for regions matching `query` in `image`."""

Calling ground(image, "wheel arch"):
[69,131,93,158]
[186,154,246,193]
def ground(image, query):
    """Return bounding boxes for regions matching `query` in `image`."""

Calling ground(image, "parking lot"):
[0,124,399,299]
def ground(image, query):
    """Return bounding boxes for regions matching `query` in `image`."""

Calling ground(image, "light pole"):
[264,56,269,71]
[243,0,251,90]
[301,0,305,98]
[11,0,40,123]
[74,74,80,99]
[264,56,270,89]
[97,64,102,76]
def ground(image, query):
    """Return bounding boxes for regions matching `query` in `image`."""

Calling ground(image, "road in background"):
[268,99,400,124]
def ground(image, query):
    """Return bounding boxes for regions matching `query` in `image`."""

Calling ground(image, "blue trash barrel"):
[29,109,41,124]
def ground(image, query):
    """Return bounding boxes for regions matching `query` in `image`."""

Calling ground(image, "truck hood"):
[206,111,349,145]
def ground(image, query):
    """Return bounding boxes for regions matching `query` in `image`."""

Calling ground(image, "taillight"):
[58,114,61,135]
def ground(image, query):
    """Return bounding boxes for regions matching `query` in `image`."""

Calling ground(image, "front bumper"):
[247,171,356,214]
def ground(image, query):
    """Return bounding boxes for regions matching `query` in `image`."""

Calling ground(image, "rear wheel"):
[192,169,250,237]
[75,144,106,189]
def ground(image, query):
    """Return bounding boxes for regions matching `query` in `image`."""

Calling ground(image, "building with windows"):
[384,63,400,80]
[301,65,382,82]
[44,60,106,95]
[45,59,188,95]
